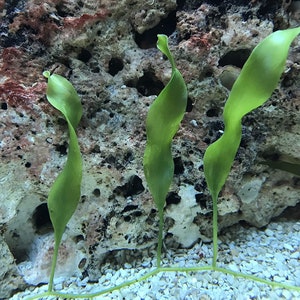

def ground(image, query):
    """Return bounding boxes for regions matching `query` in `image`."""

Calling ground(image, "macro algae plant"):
[143,34,188,267]
[203,27,300,269]
[25,29,300,299]
[43,71,83,291]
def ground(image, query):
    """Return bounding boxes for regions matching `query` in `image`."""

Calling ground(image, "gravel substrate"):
[10,220,300,300]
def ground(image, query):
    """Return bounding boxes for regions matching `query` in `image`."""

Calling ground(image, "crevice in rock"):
[77,48,92,63]
[174,156,185,175]
[126,70,164,96]
[273,202,300,221]
[186,97,193,112]
[218,49,251,68]
[108,57,124,76]
[32,203,53,235]
[134,11,177,49]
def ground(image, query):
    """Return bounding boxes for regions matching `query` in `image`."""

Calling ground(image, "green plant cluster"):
[28,27,300,299]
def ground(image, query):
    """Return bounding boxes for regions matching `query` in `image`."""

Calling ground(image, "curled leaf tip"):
[157,34,176,71]
[43,70,51,78]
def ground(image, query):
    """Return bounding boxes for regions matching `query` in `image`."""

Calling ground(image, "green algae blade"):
[204,27,300,201]
[203,27,300,267]
[143,34,187,211]
[43,71,83,290]
[143,35,187,266]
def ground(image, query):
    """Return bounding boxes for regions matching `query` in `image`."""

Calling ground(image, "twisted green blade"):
[144,34,187,211]
[143,35,187,266]
[43,71,82,290]
[203,27,300,267]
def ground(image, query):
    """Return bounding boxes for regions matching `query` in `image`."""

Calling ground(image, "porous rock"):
[0,0,299,295]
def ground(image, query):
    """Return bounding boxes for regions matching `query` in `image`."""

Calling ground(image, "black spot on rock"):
[174,157,184,175]
[122,205,138,213]
[166,191,181,205]
[114,175,145,197]
[195,193,207,209]
[77,48,92,63]
[108,57,124,76]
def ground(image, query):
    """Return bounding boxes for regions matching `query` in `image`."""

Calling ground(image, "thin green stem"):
[212,193,218,269]
[48,238,60,292]
[156,208,164,268]
[26,265,300,300]
[214,267,300,291]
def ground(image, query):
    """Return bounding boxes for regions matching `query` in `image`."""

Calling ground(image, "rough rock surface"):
[0,236,25,298]
[0,0,299,296]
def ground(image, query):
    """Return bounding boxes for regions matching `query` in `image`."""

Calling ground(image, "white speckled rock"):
[166,184,202,247]
[18,234,86,285]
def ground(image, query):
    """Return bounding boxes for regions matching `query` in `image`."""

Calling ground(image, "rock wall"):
[0,0,299,297]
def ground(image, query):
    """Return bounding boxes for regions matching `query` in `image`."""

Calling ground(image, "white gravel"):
[10,220,300,300]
